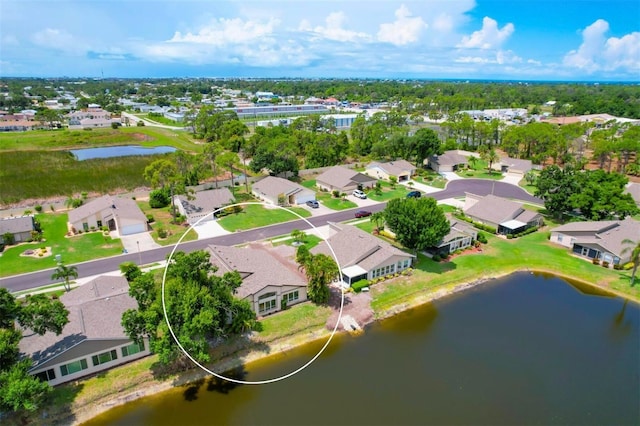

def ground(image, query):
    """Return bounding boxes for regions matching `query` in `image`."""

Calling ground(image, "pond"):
[70,145,176,161]
[83,272,639,425]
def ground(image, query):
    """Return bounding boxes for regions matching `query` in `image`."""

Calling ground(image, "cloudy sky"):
[1,0,638,81]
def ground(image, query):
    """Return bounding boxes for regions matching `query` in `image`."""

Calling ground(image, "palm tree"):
[51,264,78,292]
[370,211,385,233]
[621,239,640,286]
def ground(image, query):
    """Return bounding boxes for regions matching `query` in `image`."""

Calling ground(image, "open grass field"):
[0,151,172,206]
[0,213,123,277]
[371,229,640,315]
[0,127,200,152]
[217,204,311,232]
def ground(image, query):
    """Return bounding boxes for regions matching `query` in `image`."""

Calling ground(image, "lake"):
[83,272,639,425]
[70,146,176,161]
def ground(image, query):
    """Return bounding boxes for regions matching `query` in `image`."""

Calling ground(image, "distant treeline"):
[1,78,639,118]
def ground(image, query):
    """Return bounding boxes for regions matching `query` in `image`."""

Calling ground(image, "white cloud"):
[31,28,88,54]
[298,11,370,42]
[457,17,514,49]
[169,17,279,46]
[564,19,639,72]
[377,4,427,46]
[455,49,522,65]
[1,34,19,46]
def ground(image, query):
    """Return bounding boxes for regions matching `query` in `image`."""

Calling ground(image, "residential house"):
[68,195,148,236]
[311,223,415,286]
[426,150,469,173]
[174,188,235,225]
[365,160,416,182]
[463,193,543,235]
[625,183,640,207]
[252,176,316,206]
[19,275,151,386]
[67,107,113,130]
[315,165,377,194]
[208,244,307,316]
[431,214,478,255]
[0,216,35,244]
[493,156,533,174]
[549,217,640,265]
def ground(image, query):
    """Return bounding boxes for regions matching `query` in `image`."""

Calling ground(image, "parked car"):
[353,189,367,199]
[355,210,372,218]
[306,200,319,208]
[406,190,422,198]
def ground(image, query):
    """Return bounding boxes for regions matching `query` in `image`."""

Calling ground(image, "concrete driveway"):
[120,232,161,254]
[501,172,523,185]
[347,194,380,207]
[192,220,231,239]
[400,179,441,194]
[440,171,463,181]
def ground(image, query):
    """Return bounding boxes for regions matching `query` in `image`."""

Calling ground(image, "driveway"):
[440,171,463,181]
[400,179,441,194]
[192,220,231,240]
[306,202,335,217]
[501,172,523,185]
[120,232,161,254]
[346,194,379,207]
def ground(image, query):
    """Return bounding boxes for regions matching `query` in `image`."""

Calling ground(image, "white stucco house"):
[251,176,316,206]
[68,195,148,236]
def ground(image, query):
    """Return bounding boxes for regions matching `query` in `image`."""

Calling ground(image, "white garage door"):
[120,223,146,235]
[294,193,316,205]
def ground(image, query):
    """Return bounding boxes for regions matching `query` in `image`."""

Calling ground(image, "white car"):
[352,189,367,199]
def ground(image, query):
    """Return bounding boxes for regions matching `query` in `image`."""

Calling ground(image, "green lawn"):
[317,192,358,210]
[272,234,323,250]
[256,303,332,341]
[144,114,187,127]
[371,230,640,315]
[414,169,447,189]
[137,201,197,246]
[217,204,311,231]
[0,213,123,277]
[367,182,411,202]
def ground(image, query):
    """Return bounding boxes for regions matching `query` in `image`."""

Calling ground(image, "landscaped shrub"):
[149,188,170,208]
[432,254,441,262]
[613,264,622,270]
[476,232,488,244]
[602,261,610,268]
[351,279,370,293]
[592,258,600,265]
[23,210,32,215]
[157,227,168,239]
[506,234,513,239]
[332,190,340,198]
[2,232,15,245]
[146,214,155,223]
[34,205,43,213]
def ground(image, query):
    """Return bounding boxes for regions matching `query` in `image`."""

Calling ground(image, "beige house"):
[431,214,477,255]
[68,195,148,236]
[67,107,113,130]
[311,223,415,286]
[463,193,543,235]
[174,188,235,225]
[252,176,316,206]
[550,218,640,266]
[0,215,35,244]
[427,150,469,173]
[365,160,416,182]
[19,275,151,386]
[208,244,308,316]
[315,165,377,193]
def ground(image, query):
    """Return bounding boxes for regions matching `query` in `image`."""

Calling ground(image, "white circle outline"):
[161,201,345,385]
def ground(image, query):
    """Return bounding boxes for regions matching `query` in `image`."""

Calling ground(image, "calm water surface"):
[70,145,176,160]
[84,272,640,426]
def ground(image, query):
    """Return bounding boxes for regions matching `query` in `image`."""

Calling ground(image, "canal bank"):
[11,266,639,426]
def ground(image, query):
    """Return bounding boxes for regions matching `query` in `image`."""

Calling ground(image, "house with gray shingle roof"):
[19,275,151,386]
[0,215,35,244]
[208,244,307,316]
[311,223,415,286]
[550,217,640,265]
[365,159,416,182]
[431,214,478,255]
[251,176,316,206]
[174,188,235,225]
[315,165,377,193]
[463,193,543,235]
[68,195,148,236]
[427,150,469,173]
[493,156,533,174]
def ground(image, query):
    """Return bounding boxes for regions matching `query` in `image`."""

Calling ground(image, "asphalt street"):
[0,179,541,293]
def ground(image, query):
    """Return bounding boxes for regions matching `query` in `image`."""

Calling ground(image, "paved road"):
[0,180,541,293]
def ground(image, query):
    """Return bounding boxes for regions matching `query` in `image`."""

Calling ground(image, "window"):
[282,291,299,303]
[557,234,563,243]
[34,369,56,382]
[122,341,145,357]
[82,222,89,231]
[258,292,276,300]
[92,349,118,366]
[97,220,103,228]
[60,359,88,376]
[259,299,276,313]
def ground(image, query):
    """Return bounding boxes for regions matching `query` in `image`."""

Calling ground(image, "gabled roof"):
[19,275,137,370]
[316,166,376,189]
[464,193,540,225]
[556,218,640,258]
[252,176,311,199]
[366,159,415,176]
[429,151,468,166]
[438,214,475,246]
[67,195,147,225]
[0,216,34,235]
[176,188,234,218]
[551,220,620,233]
[311,223,414,271]
[500,156,533,172]
[208,244,306,299]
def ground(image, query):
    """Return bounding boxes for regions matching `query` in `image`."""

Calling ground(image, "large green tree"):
[383,197,450,253]
[121,250,258,368]
[0,288,69,413]
[296,249,338,304]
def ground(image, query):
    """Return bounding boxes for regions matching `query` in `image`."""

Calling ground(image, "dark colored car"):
[306,200,320,208]
[406,190,422,198]
[355,210,372,218]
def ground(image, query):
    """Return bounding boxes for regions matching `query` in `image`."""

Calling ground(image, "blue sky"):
[1,0,638,81]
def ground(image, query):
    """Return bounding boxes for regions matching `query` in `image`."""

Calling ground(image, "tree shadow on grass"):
[9,381,86,426]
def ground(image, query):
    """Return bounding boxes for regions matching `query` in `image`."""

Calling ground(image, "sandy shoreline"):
[63,268,637,425]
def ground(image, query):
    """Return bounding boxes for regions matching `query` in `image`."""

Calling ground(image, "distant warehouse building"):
[228,104,328,119]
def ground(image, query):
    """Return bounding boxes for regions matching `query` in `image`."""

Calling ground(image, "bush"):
[23,209,32,215]
[602,261,610,268]
[157,227,168,239]
[506,234,513,239]
[592,258,600,265]
[432,254,441,262]
[2,232,15,245]
[34,205,43,213]
[146,214,155,223]
[476,232,488,244]
[149,188,171,208]
[332,190,340,198]
[613,264,622,270]
[351,279,370,293]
